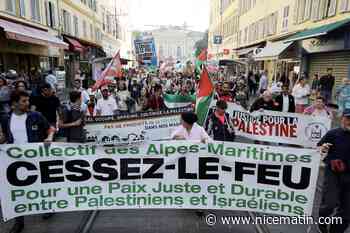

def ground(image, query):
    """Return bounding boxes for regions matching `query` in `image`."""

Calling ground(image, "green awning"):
[285,18,350,43]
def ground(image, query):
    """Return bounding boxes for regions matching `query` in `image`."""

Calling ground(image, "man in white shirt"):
[0,91,55,233]
[171,112,211,143]
[258,70,269,94]
[96,86,118,116]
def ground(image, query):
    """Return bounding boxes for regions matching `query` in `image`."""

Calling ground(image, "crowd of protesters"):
[0,63,350,233]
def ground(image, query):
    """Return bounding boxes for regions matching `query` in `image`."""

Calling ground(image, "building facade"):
[0,0,66,75]
[208,0,350,89]
[0,0,131,87]
[149,26,204,64]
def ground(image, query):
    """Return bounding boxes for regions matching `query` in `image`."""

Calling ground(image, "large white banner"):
[211,103,331,147]
[85,108,191,144]
[0,141,320,221]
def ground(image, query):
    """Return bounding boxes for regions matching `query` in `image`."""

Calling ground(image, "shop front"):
[63,35,105,88]
[285,18,350,90]
[235,42,265,75]
[254,40,300,84]
[0,18,67,79]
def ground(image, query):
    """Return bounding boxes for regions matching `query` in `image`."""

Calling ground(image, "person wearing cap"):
[317,109,350,233]
[95,86,118,116]
[250,90,278,112]
[205,100,235,142]
[275,84,295,113]
[292,77,311,113]
[171,112,211,143]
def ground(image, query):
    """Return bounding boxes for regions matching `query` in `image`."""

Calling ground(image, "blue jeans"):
[321,90,332,104]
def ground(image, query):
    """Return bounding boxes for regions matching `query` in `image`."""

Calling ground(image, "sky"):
[128,0,210,32]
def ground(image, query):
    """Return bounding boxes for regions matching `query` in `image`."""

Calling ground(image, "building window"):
[95,28,101,42]
[102,10,106,31]
[31,0,41,22]
[107,15,112,33]
[339,0,350,12]
[83,20,87,38]
[239,0,257,15]
[325,0,337,17]
[45,1,56,28]
[90,24,94,40]
[19,0,26,17]
[159,46,164,57]
[73,16,79,37]
[63,10,72,34]
[177,46,182,59]
[6,0,16,14]
[282,6,289,31]
[92,0,97,12]
[88,0,93,9]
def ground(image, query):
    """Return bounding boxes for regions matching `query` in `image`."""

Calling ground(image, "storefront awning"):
[284,18,350,43]
[254,41,294,61]
[235,43,265,57]
[0,18,68,49]
[64,37,85,52]
[219,59,246,66]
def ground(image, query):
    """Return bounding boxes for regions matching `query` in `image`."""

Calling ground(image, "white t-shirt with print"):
[171,123,211,142]
[96,96,118,116]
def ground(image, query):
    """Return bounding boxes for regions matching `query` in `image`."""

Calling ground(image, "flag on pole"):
[164,94,196,109]
[92,51,122,90]
[195,48,207,76]
[197,48,207,62]
[196,66,214,126]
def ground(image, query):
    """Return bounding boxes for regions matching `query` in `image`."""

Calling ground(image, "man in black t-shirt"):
[317,109,350,233]
[320,68,335,104]
[30,83,60,127]
[58,91,86,143]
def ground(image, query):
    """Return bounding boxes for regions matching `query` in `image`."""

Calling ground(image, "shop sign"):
[213,35,223,45]
[302,37,345,54]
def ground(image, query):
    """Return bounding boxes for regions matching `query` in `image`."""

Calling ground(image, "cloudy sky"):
[128,0,210,32]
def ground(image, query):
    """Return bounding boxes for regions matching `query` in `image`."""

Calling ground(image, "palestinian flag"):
[92,50,122,90]
[195,48,207,78]
[196,66,214,126]
[197,48,207,61]
[164,94,196,109]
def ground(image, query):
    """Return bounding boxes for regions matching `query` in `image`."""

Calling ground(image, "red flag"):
[92,51,122,90]
[197,66,214,98]
[197,49,207,62]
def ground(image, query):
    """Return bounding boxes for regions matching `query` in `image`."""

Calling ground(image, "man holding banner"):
[318,109,350,233]
[0,91,55,233]
[171,112,210,143]
[204,100,235,142]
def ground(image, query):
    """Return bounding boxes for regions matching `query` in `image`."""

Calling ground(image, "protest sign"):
[208,103,331,147]
[0,141,320,220]
[85,107,191,144]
